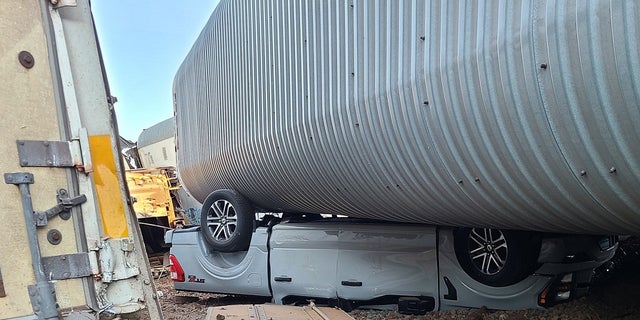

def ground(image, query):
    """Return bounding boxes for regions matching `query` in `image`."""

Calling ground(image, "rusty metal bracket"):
[34,188,86,227]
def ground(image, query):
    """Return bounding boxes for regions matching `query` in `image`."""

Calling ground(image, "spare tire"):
[454,228,541,287]
[200,189,254,252]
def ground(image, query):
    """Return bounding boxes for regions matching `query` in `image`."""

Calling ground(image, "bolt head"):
[18,51,35,69]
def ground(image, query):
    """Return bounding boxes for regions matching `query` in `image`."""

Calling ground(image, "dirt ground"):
[152,242,640,320]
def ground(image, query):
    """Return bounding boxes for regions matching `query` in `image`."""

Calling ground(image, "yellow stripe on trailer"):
[90,135,129,238]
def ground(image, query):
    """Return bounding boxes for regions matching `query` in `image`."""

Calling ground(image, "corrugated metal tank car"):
[173,0,640,255]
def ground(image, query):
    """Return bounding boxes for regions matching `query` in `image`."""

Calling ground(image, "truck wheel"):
[453,228,540,287]
[200,189,254,252]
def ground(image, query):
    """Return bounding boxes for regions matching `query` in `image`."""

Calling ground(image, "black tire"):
[454,228,540,287]
[200,189,254,252]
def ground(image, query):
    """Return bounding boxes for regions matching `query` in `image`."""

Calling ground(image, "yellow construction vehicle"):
[126,167,185,252]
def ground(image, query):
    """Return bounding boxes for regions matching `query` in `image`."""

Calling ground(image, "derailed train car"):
[173,0,640,265]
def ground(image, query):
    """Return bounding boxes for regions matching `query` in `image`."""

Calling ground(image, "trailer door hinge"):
[42,253,92,280]
[16,137,92,173]
[17,139,79,166]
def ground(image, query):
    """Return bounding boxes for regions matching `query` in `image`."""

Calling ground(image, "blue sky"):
[92,1,220,141]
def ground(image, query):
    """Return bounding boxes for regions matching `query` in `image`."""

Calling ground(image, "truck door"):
[336,224,439,309]
[0,1,162,319]
[270,221,439,309]
[269,222,341,304]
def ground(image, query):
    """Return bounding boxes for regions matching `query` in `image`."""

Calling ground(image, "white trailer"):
[0,1,163,319]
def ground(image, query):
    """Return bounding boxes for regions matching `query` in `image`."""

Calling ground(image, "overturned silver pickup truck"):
[166,217,617,312]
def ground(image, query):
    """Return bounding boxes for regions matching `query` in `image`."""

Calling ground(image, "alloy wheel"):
[206,199,238,241]
[468,228,509,275]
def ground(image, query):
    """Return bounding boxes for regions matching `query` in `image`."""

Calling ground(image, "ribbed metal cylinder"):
[174,0,640,235]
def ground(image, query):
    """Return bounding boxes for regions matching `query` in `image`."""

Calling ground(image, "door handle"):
[274,276,292,282]
[341,280,362,287]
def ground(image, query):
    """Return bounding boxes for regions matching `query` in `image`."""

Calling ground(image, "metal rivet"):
[18,51,35,69]
[43,141,49,147]
[540,63,548,69]
[21,160,28,166]
[47,229,62,245]
[609,167,617,173]
[580,170,587,176]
